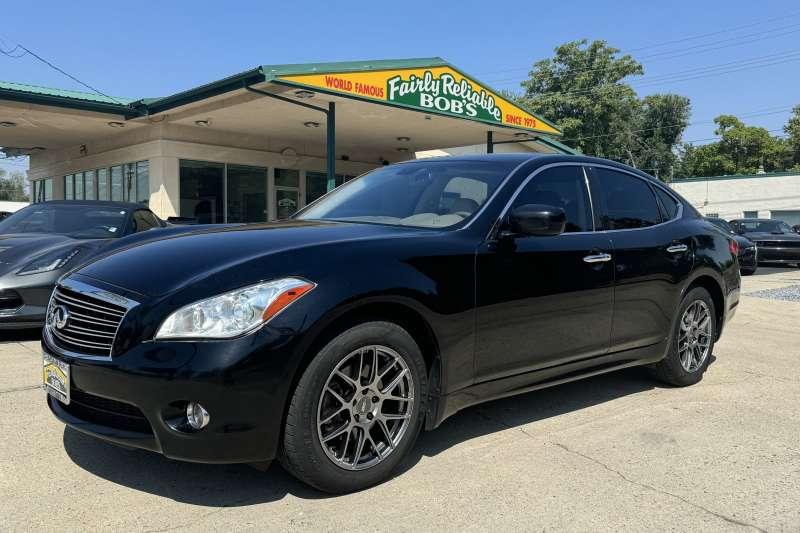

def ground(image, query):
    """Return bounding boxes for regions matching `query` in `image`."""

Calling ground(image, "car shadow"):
[62,365,677,505]
[0,328,42,342]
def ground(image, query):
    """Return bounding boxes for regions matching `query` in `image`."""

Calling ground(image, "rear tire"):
[651,287,716,387]
[279,321,427,493]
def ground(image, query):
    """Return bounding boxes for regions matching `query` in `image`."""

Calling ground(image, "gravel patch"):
[747,284,800,302]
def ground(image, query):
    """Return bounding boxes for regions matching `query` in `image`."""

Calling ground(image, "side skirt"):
[426,339,666,430]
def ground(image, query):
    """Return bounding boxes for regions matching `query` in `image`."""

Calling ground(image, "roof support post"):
[486,131,493,154]
[327,101,336,192]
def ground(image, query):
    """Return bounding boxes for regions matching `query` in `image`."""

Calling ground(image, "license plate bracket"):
[43,353,70,405]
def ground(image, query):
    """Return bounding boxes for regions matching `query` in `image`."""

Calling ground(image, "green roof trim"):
[260,57,449,78]
[0,80,134,116]
[672,171,800,183]
[534,135,580,154]
[0,57,563,138]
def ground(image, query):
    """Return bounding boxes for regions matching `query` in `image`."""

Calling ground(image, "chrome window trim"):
[45,278,139,360]
[492,162,684,238]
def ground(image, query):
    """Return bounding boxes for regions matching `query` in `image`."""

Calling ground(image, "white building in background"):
[669,171,800,225]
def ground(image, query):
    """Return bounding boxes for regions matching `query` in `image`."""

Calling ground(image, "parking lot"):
[1,268,799,532]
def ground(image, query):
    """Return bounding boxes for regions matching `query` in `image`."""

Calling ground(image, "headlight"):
[17,248,80,275]
[154,277,315,340]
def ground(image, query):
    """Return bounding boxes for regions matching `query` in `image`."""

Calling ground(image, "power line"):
[559,105,796,144]
[510,49,800,100]
[477,13,800,81]
[0,36,124,105]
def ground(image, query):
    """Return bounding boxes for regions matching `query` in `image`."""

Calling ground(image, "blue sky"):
[2,0,799,176]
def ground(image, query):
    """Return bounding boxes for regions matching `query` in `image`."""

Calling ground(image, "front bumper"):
[0,282,52,328]
[738,247,758,270]
[755,245,800,264]
[43,326,299,464]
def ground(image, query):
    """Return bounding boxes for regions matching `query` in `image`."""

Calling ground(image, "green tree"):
[0,168,29,201]
[520,39,643,159]
[678,115,792,177]
[785,104,800,168]
[518,40,691,178]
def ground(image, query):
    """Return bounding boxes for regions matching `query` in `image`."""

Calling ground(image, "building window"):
[179,160,225,224]
[706,212,719,218]
[227,164,267,223]
[98,168,109,200]
[305,172,351,205]
[135,161,149,205]
[110,166,124,201]
[85,170,96,200]
[64,175,74,200]
[60,161,148,203]
[275,168,300,219]
[743,210,758,218]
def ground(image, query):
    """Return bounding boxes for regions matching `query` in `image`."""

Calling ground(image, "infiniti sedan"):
[41,154,740,493]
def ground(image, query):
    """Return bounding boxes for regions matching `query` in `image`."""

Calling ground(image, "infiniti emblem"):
[48,304,70,330]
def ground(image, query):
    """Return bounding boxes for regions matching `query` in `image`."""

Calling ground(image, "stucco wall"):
[669,174,800,220]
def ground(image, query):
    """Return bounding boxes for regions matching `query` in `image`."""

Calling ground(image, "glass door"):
[274,168,300,220]
[179,160,225,224]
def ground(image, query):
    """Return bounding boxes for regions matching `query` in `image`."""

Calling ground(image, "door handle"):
[583,253,612,263]
[666,244,688,253]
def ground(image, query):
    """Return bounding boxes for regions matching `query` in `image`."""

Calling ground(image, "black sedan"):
[730,218,800,267]
[0,201,166,328]
[41,154,740,493]
[705,217,758,275]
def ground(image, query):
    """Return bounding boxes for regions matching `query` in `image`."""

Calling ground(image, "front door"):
[474,165,614,382]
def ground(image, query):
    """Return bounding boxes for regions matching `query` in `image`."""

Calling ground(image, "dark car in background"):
[705,217,758,275]
[0,201,166,328]
[730,218,800,267]
[41,154,740,493]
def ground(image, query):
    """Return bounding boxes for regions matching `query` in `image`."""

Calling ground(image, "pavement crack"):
[0,385,40,395]
[551,441,767,533]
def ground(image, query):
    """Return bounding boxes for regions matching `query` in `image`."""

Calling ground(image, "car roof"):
[397,153,661,183]
[37,200,145,210]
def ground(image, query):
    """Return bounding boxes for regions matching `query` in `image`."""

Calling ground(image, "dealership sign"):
[277,66,560,135]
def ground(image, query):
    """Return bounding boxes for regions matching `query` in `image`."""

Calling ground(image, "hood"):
[72,220,429,297]
[0,233,109,275]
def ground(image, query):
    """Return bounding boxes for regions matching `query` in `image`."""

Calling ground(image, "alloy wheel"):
[678,300,712,372]
[316,345,414,470]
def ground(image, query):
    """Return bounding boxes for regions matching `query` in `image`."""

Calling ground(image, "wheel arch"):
[681,272,725,340]
[283,296,443,438]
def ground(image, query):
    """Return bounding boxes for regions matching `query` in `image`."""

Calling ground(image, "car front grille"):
[755,240,800,248]
[0,289,22,311]
[47,285,128,357]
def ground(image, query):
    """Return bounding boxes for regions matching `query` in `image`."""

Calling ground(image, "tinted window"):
[654,186,679,220]
[733,219,793,233]
[0,204,128,238]
[297,160,517,228]
[512,166,592,232]
[706,218,733,234]
[589,168,661,230]
[133,210,161,232]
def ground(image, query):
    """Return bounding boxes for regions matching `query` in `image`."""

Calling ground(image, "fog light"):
[186,402,210,430]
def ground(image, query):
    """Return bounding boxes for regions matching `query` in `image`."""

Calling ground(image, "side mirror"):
[506,204,566,237]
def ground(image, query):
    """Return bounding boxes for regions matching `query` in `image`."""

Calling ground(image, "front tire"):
[651,287,716,387]
[280,321,427,493]
[741,266,757,275]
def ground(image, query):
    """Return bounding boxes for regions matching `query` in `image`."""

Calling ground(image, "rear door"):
[586,166,693,352]
[474,164,614,381]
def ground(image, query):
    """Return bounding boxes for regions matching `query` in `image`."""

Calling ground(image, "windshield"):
[295,160,518,228]
[734,219,793,234]
[0,204,128,239]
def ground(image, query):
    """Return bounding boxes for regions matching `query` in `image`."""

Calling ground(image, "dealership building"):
[0,57,576,223]
[669,171,800,225]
